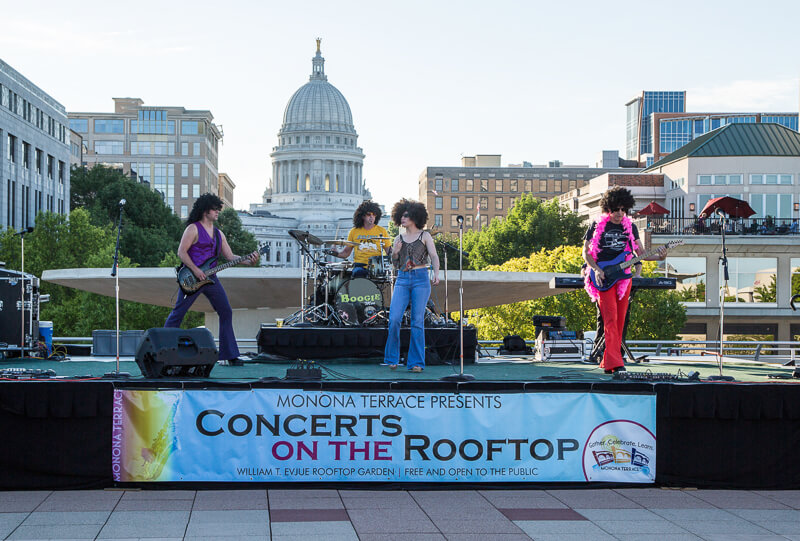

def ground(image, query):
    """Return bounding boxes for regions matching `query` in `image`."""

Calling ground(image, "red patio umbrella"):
[635,201,670,216]
[700,196,756,218]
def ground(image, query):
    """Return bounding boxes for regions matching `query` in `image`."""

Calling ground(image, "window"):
[182,142,188,155]
[780,175,793,185]
[6,134,15,162]
[510,179,518,192]
[435,178,443,192]
[22,142,30,169]
[554,180,562,192]
[466,179,473,191]
[699,175,712,185]
[94,119,124,133]
[193,143,200,156]
[495,179,503,192]
[35,149,42,175]
[180,205,188,218]
[181,164,188,177]
[465,197,474,210]
[524,180,532,192]
[193,184,199,198]
[724,257,776,304]
[435,197,443,209]
[480,179,488,192]
[181,121,203,135]
[713,175,726,185]
[434,214,443,227]
[451,179,459,192]
[58,161,65,183]
[451,214,461,227]
[668,257,707,303]
[465,215,473,227]
[480,215,488,228]
[193,164,200,178]
[94,141,123,154]
[538,180,547,192]
[47,155,54,179]
[729,175,742,185]
[495,197,503,210]
[69,119,88,133]
[569,180,577,191]
[750,174,763,184]
[480,196,488,210]
[181,184,188,198]
[450,196,458,210]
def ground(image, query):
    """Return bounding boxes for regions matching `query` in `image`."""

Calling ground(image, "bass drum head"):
[334,278,383,326]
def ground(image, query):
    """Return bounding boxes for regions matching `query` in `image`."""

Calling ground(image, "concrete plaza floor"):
[1,488,800,540]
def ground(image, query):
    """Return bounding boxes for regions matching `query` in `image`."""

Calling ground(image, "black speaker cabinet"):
[135,327,218,378]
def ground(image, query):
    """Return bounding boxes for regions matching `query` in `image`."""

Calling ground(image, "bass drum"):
[334,278,384,326]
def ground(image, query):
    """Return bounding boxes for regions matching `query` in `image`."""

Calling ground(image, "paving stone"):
[680,519,774,535]
[6,523,102,539]
[443,535,532,541]
[114,498,194,511]
[121,490,195,500]
[37,490,122,511]
[431,517,524,534]
[184,520,270,537]
[593,519,692,534]
[269,508,348,522]
[690,490,791,509]
[270,520,359,536]
[269,489,339,498]
[188,509,269,523]
[514,519,616,535]
[0,491,51,512]
[574,508,665,521]
[269,496,344,509]
[346,507,438,534]
[358,534,446,541]
[0,513,28,538]
[21,511,110,525]
[545,489,642,509]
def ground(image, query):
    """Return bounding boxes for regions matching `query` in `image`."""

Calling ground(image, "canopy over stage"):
[41,268,576,311]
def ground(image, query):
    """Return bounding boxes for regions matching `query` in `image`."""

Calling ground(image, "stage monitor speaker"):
[135,327,218,378]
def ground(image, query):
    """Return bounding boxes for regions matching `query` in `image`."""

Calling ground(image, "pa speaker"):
[135,327,218,378]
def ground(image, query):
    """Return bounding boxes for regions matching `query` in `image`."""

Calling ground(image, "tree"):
[217,209,258,256]
[466,245,687,341]
[462,194,586,269]
[70,165,184,267]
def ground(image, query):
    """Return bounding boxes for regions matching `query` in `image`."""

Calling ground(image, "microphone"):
[119,199,126,206]
[14,226,34,236]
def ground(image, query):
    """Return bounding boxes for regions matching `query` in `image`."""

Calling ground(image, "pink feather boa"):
[584,214,637,302]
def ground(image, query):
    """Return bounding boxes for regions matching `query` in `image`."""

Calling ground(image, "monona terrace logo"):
[582,420,656,482]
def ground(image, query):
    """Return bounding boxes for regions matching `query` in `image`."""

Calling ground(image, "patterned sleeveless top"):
[395,232,429,271]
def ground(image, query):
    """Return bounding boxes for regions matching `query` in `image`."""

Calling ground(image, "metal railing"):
[645,217,800,236]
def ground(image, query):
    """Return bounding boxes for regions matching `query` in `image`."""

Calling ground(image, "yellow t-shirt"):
[348,225,392,264]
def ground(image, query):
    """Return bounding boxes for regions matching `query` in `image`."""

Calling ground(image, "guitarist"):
[164,193,259,366]
[583,186,666,374]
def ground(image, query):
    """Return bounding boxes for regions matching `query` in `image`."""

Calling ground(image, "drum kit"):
[283,229,396,327]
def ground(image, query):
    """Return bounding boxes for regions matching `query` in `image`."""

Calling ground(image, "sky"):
[2,0,799,212]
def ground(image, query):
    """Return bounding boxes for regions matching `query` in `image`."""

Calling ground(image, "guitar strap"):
[213,227,221,266]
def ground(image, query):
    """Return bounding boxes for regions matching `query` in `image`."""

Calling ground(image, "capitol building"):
[242,40,373,267]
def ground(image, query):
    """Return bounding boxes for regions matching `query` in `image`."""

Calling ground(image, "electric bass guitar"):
[176,244,267,295]
[589,239,683,291]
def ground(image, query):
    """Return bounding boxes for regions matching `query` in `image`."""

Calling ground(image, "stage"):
[1,354,799,491]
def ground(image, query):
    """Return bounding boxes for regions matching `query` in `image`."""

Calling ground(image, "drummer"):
[331,200,392,278]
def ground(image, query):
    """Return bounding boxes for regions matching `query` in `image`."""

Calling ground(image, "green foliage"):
[466,245,687,341]
[70,165,184,266]
[386,220,399,237]
[679,281,706,302]
[217,208,258,256]
[462,194,586,269]
[753,275,776,303]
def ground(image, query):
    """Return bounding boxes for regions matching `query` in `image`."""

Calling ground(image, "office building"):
[419,153,639,233]
[0,58,71,230]
[218,173,235,209]
[68,98,223,217]
[626,91,686,163]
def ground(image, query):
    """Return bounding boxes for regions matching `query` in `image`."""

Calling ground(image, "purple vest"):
[188,223,217,266]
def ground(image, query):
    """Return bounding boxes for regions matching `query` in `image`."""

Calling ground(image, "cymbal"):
[324,239,359,247]
[288,229,323,246]
[370,236,392,240]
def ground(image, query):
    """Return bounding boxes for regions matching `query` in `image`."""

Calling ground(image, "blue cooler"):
[39,321,53,355]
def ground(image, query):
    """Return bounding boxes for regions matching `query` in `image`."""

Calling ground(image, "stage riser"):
[257,327,478,364]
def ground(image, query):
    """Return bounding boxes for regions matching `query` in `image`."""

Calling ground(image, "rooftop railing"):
[645,217,800,236]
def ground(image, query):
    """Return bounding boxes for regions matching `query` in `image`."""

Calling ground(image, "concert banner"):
[112,389,656,483]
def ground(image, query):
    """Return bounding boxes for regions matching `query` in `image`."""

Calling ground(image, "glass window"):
[193,184,199,198]
[435,178,443,191]
[750,174,763,184]
[729,175,742,185]
[451,179,459,192]
[480,179,488,192]
[6,134,15,162]
[524,180,532,192]
[698,175,712,185]
[465,215,473,227]
[668,257,707,303]
[181,121,202,135]
[450,196,458,210]
[510,179,518,192]
[495,197,503,210]
[554,180,562,192]
[465,197,474,210]
[69,119,88,133]
[766,174,778,185]
[181,184,188,198]
[180,205,188,218]
[94,119,124,133]
[465,179,473,191]
[434,214,442,227]
[450,214,459,227]
[94,141,123,154]
[181,142,188,155]
[725,257,776,304]
[193,143,200,156]
[538,180,547,192]
[495,179,503,192]
[713,175,726,185]
[193,164,200,178]
[480,196,488,210]
[780,174,793,185]
[435,197,443,209]
[791,258,800,296]
[749,194,764,217]
[181,164,188,177]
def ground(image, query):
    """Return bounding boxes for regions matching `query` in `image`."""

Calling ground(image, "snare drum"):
[367,255,393,281]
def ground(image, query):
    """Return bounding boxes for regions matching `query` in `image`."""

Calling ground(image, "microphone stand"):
[105,203,130,378]
[708,211,734,381]
[442,216,474,382]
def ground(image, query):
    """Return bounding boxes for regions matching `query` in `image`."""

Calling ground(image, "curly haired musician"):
[583,187,665,374]
[332,200,392,278]
[164,193,258,366]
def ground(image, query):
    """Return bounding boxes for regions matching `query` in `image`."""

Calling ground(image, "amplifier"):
[535,339,584,362]
[533,315,566,328]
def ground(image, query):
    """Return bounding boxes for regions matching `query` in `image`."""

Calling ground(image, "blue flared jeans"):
[384,268,431,369]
